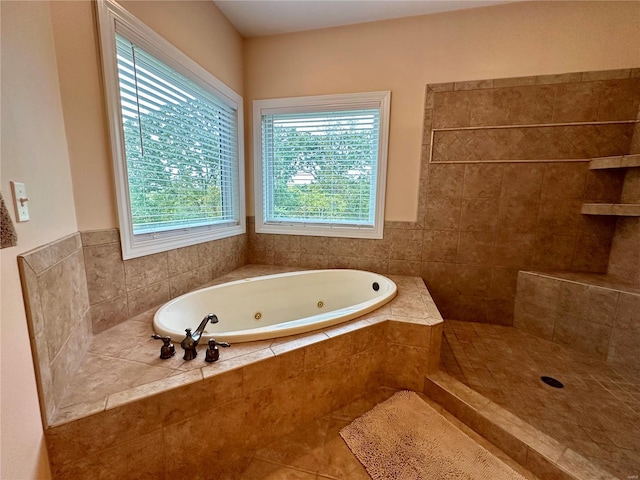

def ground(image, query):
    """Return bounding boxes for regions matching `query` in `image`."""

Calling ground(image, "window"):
[253,92,390,239]
[96,0,245,259]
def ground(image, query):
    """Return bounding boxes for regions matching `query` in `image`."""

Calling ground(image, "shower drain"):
[540,376,564,388]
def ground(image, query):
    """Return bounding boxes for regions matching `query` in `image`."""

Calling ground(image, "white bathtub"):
[153,269,397,343]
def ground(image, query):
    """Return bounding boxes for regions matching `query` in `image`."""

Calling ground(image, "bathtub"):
[153,269,397,343]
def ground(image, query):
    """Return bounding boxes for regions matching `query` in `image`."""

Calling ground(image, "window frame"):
[96,0,245,259]
[253,91,390,239]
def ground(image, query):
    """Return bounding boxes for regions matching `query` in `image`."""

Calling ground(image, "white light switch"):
[10,181,30,222]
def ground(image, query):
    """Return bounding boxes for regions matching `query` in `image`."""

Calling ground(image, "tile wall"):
[45,321,387,478]
[608,217,640,285]
[18,233,91,425]
[248,69,640,326]
[513,271,640,367]
[82,229,247,333]
[607,112,640,286]
[247,217,424,276]
[18,229,247,425]
[512,101,640,368]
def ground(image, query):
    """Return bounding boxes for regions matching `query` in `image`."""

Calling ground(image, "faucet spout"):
[193,313,218,343]
[180,313,218,361]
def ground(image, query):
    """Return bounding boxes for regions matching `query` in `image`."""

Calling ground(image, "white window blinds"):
[261,108,381,227]
[115,33,240,236]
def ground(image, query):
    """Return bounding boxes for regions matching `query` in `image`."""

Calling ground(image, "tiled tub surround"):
[27,265,442,479]
[18,232,91,426]
[81,228,247,333]
[249,68,640,326]
[247,217,425,276]
[19,229,247,428]
[514,270,640,368]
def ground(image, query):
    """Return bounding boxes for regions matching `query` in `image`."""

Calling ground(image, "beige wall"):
[51,0,640,225]
[1,2,80,479]
[1,1,243,478]
[244,1,640,220]
[50,1,118,230]
[50,0,244,231]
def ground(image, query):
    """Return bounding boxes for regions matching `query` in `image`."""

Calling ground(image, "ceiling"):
[214,1,514,37]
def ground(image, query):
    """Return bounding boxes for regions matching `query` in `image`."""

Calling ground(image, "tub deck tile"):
[47,265,443,431]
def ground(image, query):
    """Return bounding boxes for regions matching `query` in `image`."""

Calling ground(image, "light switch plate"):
[10,181,29,222]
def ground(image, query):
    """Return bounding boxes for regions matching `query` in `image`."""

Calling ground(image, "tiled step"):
[581,202,640,216]
[423,371,618,480]
[589,153,640,169]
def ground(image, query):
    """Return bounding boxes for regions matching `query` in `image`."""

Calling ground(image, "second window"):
[253,91,390,239]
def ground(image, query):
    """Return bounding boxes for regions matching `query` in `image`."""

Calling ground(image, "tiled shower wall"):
[514,271,640,367]
[609,219,640,286]
[420,70,640,324]
[608,116,640,286]
[249,68,640,325]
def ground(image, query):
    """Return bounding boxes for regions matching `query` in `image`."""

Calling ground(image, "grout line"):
[594,81,605,124]
[430,158,591,164]
[550,82,559,124]
[432,119,639,132]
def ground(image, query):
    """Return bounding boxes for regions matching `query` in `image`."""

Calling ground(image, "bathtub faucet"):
[180,313,218,361]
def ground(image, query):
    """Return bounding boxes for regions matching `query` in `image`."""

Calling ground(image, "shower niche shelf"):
[581,153,640,217]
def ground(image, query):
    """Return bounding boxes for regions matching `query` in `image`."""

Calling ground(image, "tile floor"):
[221,387,537,480]
[440,320,640,480]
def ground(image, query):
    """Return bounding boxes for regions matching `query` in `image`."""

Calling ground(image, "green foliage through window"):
[116,34,237,235]
[262,110,379,225]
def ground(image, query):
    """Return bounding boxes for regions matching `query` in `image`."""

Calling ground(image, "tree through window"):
[254,92,390,239]
[97,0,244,259]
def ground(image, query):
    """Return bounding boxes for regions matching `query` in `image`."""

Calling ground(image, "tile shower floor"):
[440,320,640,480]
[224,387,537,480]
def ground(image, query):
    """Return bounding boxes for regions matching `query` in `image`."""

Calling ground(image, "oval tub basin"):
[153,269,397,343]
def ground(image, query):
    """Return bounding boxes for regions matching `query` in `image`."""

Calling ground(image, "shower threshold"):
[427,320,639,480]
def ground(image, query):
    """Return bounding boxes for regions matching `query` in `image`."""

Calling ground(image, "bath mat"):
[340,390,527,480]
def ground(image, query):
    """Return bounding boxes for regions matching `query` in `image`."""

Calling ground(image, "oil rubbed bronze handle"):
[151,334,176,359]
[205,338,231,363]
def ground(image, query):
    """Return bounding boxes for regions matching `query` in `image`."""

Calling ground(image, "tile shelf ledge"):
[581,202,640,216]
[582,152,640,217]
[588,153,640,169]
